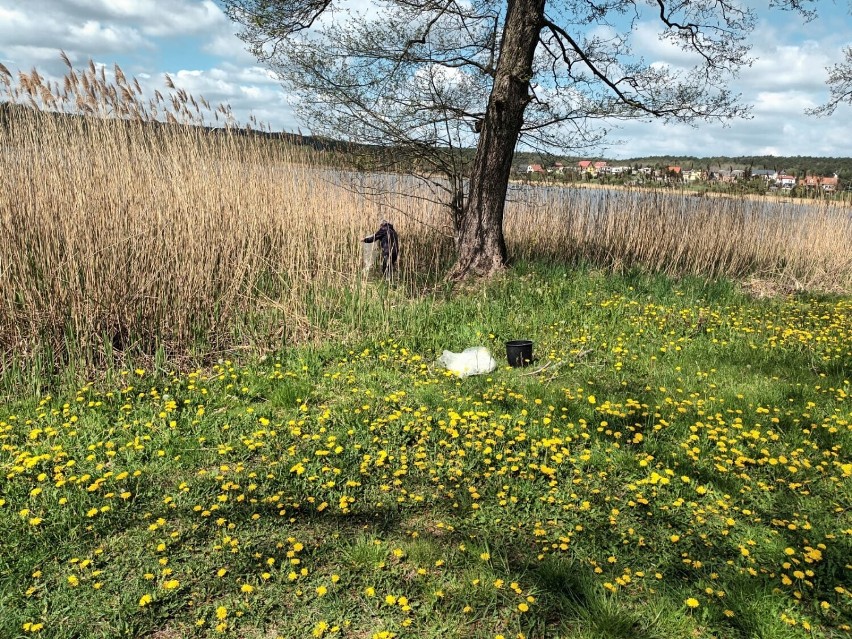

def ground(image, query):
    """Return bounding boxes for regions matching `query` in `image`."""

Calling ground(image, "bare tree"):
[220,0,841,279]
[808,46,852,117]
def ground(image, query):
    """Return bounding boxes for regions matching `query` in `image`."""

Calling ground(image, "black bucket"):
[506,340,533,367]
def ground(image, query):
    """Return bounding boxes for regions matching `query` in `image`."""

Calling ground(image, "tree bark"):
[448,0,546,280]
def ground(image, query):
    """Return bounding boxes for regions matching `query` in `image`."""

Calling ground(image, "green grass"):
[1,263,850,638]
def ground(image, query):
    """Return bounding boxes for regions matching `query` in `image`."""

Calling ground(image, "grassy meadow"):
[2,268,851,638]
[1,62,851,638]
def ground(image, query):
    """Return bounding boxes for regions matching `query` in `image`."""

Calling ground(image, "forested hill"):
[515,151,852,179]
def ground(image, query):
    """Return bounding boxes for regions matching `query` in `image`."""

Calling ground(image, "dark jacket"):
[363,221,399,273]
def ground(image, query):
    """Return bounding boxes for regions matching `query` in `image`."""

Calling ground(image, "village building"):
[751,169,778,182]
[799,174,839,192]
[776,174,797,189]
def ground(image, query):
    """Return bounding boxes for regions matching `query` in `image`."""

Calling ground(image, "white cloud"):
[752,90,816,115]
[67,20,148,51]
[0,1,148,62]
[606,103,848,159]
[740,42,831,93]
[1,0,851,153]
[630,22,708,70]
[0,0,297,130]
[592,10,852,158]
[202,28,256,64]
[62,0,225,36]
[0,0,228,66]
[165,64,296,130]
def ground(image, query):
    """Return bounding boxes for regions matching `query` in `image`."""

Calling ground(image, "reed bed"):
[504,186,852,290]
[1,59,851,380]
[0,60,453,376]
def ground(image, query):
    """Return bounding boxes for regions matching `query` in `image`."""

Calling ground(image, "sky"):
[1,0,850,160]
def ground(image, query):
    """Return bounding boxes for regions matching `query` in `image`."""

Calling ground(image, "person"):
[362,220,399,277]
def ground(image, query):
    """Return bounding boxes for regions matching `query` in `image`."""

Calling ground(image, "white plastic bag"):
[362,241,376,275]
[437,346,497,378]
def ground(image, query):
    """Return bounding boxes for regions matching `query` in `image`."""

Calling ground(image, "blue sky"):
[1,0,850,159]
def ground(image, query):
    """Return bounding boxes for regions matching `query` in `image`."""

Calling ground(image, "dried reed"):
[504,186,852,291]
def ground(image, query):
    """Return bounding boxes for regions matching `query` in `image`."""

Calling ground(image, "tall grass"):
[505,186,852,289]
[0,59,453,384]
[1,57,851,384]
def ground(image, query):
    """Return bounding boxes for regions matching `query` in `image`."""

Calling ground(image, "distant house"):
[776,174,797,189]
[526,164,546,174]
[577,160,597,177]
[751,169,778,182]
[594,161,609,173]
[799,174,839,192]
[682,169,705,182]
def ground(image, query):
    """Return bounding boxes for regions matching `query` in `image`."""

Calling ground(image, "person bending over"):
[363,220,399,277]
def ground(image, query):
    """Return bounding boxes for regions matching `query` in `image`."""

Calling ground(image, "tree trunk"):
[448,0,546,280]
